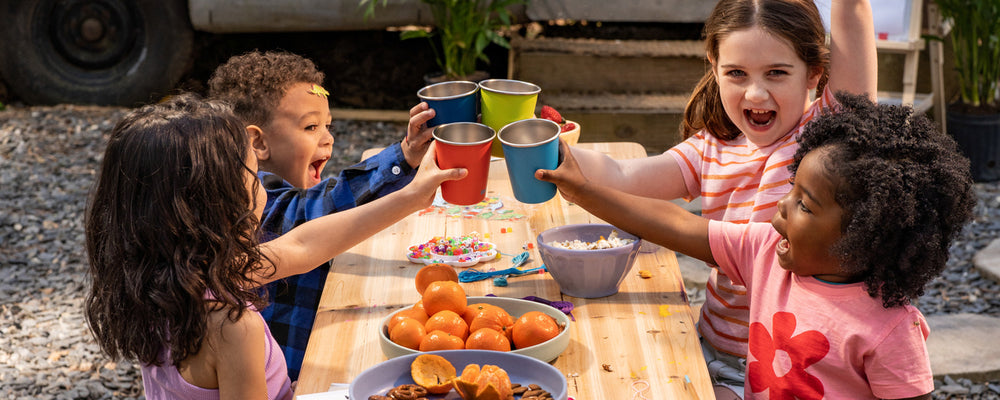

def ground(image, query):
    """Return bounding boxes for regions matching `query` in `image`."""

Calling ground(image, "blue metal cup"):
[417,81,479,127]
[498,118,561,204]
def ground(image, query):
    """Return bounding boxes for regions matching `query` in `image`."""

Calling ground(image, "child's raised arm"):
[536,141,714,264]
[256,143,466,284]
[561,146,690,201]
[827,0,878,98]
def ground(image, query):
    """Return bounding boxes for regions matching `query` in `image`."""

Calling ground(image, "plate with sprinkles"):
[406,233,498,267]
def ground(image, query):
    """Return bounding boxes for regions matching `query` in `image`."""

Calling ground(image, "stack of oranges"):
[387,263,562,352]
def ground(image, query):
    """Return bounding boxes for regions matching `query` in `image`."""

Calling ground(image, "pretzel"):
[387,384,428,400]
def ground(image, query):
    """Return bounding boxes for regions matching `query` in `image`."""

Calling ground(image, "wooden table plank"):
[296,142,714,399]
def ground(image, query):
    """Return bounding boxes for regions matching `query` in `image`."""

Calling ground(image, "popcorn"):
[547,230,635,250]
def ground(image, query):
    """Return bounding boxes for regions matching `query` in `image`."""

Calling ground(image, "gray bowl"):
[536,224,642,298]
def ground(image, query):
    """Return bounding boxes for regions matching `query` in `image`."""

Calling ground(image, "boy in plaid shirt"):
[208,50,437,380]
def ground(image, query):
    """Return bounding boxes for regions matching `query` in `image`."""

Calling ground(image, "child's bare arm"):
[537,141,715,264]
[212,309,269,399]
[257,143,466,284]
[828,0,878,99]
[402,102,436,168]
[567,145,690,201]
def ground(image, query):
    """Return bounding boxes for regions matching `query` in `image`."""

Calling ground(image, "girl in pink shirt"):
[539,92,975,399]
[563,0,877,394]
[84,94,464,398]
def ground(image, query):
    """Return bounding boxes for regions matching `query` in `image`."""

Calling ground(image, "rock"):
[927,314,1000,381]
[973,238,1000,284]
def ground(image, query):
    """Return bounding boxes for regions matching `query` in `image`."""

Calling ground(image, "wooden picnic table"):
[295,142,714,399]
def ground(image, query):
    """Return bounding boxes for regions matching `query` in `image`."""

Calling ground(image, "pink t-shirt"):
[668,87,837,358]
[141,309,293,400]
[709,220,934,399]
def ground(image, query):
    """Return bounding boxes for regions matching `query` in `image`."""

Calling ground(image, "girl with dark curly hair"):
[537,92,975,399]
[552,2,878,394]
[84,94,464,398]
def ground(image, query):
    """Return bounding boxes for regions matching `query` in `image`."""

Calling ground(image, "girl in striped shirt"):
[562,0,877,396]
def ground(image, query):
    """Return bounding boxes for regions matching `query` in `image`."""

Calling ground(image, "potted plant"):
[933,0,1000,181]
[362,0,528,82]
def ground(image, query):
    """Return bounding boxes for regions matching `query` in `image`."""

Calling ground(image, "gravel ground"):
[1,104,998,399]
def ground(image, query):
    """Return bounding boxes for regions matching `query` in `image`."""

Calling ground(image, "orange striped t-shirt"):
[667,87,837,358]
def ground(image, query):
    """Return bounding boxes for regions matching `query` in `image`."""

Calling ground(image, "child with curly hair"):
[537,92,975,399]
[207,50,439,379]
[555,1,877,394]
[84,94,463,398]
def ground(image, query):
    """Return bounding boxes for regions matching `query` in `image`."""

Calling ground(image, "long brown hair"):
[682,0,829,140]
[85,94,271,366]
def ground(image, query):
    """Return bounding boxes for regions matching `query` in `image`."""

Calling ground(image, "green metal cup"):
[479,79,541,157]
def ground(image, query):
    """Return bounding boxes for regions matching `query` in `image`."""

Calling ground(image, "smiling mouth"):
[745,109,776,127]
[310,158,328,181]
[776,236,790,256]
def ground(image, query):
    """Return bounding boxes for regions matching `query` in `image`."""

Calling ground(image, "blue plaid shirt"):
[258,143,414,380]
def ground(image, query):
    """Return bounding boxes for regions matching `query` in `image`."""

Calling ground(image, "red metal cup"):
[432,122,496,205]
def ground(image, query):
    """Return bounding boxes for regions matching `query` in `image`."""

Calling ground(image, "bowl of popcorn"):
[536,223,642,298]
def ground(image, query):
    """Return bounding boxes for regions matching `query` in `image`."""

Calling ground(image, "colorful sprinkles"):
[419,196,527,221]
[406,232,498,267]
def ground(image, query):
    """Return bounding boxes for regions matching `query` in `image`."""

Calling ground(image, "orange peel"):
[410,353,457,394]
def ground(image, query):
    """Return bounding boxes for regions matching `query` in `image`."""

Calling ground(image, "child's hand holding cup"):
[498,118,561,204]
[432,122,496,206]
[417,81,479,128]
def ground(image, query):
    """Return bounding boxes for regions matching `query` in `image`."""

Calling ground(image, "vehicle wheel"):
[0,0,193,106]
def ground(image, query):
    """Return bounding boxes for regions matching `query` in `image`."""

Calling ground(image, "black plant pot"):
[947,109,1000,182]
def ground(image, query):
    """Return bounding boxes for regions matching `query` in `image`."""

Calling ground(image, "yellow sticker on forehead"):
[308,84,330,98]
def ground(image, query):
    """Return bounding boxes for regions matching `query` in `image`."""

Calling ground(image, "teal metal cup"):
[417,81,479,127]
[498,118,561,204]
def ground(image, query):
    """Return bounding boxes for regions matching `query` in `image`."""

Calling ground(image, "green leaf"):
[357,0,389,20]
[401,30,432,40]
[368,0,528,80]
[933,0,1000,107]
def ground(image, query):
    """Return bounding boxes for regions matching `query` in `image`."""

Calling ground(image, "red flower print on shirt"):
[747,311,829,399]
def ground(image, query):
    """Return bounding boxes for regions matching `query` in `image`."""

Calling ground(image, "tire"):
[0,0,193,106]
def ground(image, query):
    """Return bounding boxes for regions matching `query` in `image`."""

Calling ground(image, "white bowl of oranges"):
[379,265,571,362]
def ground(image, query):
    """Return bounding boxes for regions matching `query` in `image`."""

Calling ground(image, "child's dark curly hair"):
[791,92,976,308]
[207,50,325,127]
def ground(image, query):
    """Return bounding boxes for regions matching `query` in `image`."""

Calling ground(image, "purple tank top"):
[140,310,292,400]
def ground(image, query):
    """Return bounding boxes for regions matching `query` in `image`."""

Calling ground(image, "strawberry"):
[561,121,576,133]
[541,105,576,133]
[539,105,564,124]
